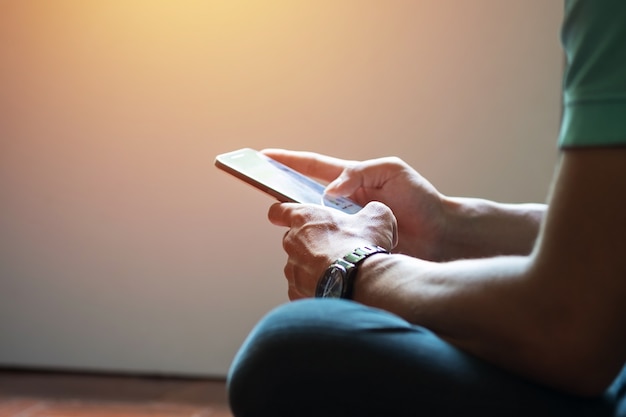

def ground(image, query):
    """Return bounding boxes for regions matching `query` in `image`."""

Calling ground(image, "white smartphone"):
[214,148,362,214]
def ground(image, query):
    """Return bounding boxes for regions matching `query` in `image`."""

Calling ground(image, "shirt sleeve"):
[558,0,626,148]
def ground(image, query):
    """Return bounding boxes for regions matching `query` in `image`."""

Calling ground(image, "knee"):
[228,299,377,415]
[227,300,338,378]
[227,299,415,415]
[227,300,324,416]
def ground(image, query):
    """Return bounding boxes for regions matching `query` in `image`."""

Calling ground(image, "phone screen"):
[215,148,362,214]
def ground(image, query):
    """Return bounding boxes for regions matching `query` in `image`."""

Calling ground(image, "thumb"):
[359,201,399,250]
[325,169,362,197]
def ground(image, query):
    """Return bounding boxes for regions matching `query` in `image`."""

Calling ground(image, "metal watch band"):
[315,245,390,299]
[342,245,389,266]
[339,245,389,299]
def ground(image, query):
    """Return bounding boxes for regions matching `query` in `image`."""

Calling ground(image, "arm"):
[266,148,626,395]
[354,148,626,396]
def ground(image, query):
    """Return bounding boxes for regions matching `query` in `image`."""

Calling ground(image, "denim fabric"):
[228,298,624,417]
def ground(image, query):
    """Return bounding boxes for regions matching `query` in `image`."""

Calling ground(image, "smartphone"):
[214,148,362,214]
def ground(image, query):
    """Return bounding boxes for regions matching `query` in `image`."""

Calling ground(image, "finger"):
[287,286,305,301]
[269,202,324,228]
[285,268,308,300]
[268,202,298,227]
[325,157,407,198]
[261,148,355,183]
[283,260,293,281]
[325,168,363,197]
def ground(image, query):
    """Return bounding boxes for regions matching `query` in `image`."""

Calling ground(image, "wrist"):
[441,196,546,260]
[315,245,390,299]
[439,196,480,260]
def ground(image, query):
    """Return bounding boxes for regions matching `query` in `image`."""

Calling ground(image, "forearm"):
[354,254,536,355]
[439,197,546,260]
[352,252,610,396]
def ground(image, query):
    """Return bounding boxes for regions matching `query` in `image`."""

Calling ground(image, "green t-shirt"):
[559,0,626,148]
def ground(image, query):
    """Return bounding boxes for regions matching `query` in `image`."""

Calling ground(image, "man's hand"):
[268,201,397,300]
[262,149,447,260]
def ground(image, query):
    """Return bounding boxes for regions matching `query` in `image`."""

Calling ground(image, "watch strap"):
[343,245,389,266]
[318,245,389,299]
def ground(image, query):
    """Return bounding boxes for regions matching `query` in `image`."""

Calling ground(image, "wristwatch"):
[315,245,389,299]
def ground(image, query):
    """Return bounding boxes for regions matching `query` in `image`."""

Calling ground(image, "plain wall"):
[0,1,563,377]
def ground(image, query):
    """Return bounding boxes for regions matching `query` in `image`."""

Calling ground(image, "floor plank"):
[0,370,232,417]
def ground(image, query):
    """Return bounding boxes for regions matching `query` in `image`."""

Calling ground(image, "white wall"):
[0,1,563,377]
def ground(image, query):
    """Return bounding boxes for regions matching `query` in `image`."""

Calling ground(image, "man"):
[227,1,626,416]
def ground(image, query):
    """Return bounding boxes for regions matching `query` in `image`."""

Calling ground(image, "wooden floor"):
[0,369,232,417]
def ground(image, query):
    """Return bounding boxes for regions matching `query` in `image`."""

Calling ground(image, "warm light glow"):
[0,1,563,375]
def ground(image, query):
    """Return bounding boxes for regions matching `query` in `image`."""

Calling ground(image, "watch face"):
[316,265,346,298]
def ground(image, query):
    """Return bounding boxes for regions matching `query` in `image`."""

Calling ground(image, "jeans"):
[227,298,626,417]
